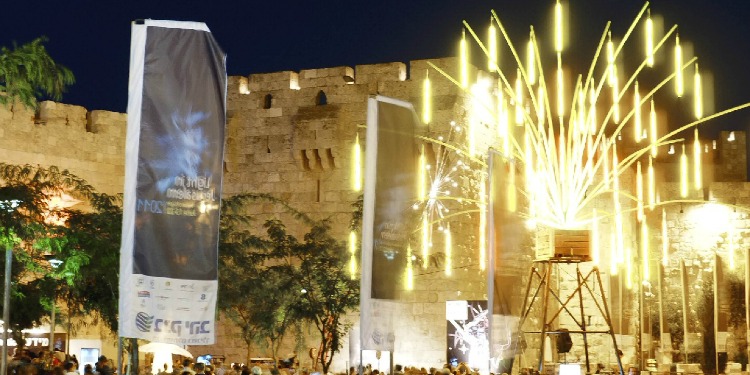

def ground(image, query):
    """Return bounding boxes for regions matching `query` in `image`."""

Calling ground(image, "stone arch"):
[315,90,327,106]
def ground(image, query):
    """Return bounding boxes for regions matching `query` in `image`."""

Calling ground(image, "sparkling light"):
[353,134,362,191]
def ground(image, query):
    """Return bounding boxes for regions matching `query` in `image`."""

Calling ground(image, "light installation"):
[406,0,750,283]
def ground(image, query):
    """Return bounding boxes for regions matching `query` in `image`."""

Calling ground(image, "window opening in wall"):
[316,179,321,202]
[315,90,327,106]
[263,93,272,109]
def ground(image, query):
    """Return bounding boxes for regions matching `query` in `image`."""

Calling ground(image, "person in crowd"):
[215,362,225,375]
[180,359,195,375]
[194,363,206,375]
[64,362,78,375]
[84,364,95,375]
[96,355,114,375]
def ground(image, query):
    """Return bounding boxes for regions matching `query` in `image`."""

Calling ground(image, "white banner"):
[119,20,226,344]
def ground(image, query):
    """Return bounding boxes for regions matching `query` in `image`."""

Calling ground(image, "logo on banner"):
[136,312,154,332]
[138,291,151,298]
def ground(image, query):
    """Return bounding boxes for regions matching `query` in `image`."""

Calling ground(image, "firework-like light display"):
[406,0,750,282]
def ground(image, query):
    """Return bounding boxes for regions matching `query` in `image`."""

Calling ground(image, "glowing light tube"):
[645,11,654,67]
[650,99,657,157]
[607,32,615,86]
[353,134,362,191]
[445,224,452,276]
[422,71,431,125]
[634,81,642,142]
[661,209,668,267]
[405,244,414,290]
[636,161,644,221]
[694,63,702,119]
[460,30,469,89]
[555,0,563,52]
[419,145,427,201]
[515,69,524,124]
[592,209,599,265]
[675,35,684,97]
[527,35,536,85]
[479,176,487,271]
[488,23,498,72]
[648,157,655,210]
[421,213,429,269]
[680,143,688,198]
[694,129,702,190]
[349,231,357,280]
[642,220,650,281]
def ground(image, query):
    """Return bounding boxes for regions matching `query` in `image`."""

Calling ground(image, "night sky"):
[3,0,750,138]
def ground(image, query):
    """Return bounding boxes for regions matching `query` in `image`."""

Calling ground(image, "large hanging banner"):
[119,20,226,345]
[487,149,526,373]
[360,95,419,352]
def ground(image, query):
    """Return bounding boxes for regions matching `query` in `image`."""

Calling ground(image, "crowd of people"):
[5,348,97,375]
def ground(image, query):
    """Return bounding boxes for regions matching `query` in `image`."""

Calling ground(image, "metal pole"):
[49,287,55,352]
[2,245,12,375]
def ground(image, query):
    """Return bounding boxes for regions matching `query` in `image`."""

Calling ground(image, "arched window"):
[315,90,327,106]
[262,93,272,109]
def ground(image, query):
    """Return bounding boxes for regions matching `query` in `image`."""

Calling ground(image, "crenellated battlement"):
[0,100,126,195]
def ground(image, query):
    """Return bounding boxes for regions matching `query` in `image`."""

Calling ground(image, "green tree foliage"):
[218,194,359,372]
[0,163,99,347]
[0,37,74,109]
[54,192,122,333]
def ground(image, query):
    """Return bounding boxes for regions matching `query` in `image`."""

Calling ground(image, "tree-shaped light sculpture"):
[415,0,750,280]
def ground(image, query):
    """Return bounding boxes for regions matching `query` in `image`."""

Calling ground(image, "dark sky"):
[3,0,750,137]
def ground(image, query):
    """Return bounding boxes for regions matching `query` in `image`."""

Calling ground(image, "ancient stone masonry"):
[0,101,126,195]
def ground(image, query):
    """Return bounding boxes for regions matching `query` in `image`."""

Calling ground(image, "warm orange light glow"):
[636,161,644,221]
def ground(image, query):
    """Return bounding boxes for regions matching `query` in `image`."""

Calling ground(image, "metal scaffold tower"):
[517,257,625,375]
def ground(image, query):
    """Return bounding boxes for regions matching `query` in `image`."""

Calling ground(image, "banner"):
[119,20,226,344]
[487,149,527,373]
[360,95,419,351]
[446,300,489,372]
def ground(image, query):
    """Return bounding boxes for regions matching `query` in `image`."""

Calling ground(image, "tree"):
[0,163,99,348]
[291,219,359,373]
[0,37,74,109]
[218,194,360,372]
[218,194,309,364]
[54,192,122,333]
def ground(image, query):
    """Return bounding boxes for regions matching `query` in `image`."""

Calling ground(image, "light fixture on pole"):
[0,198,21,375]
[44,255,62,352]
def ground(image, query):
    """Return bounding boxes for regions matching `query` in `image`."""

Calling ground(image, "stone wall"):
[1,56,748,373]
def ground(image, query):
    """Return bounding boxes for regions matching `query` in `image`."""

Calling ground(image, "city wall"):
[0,57,748,372]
